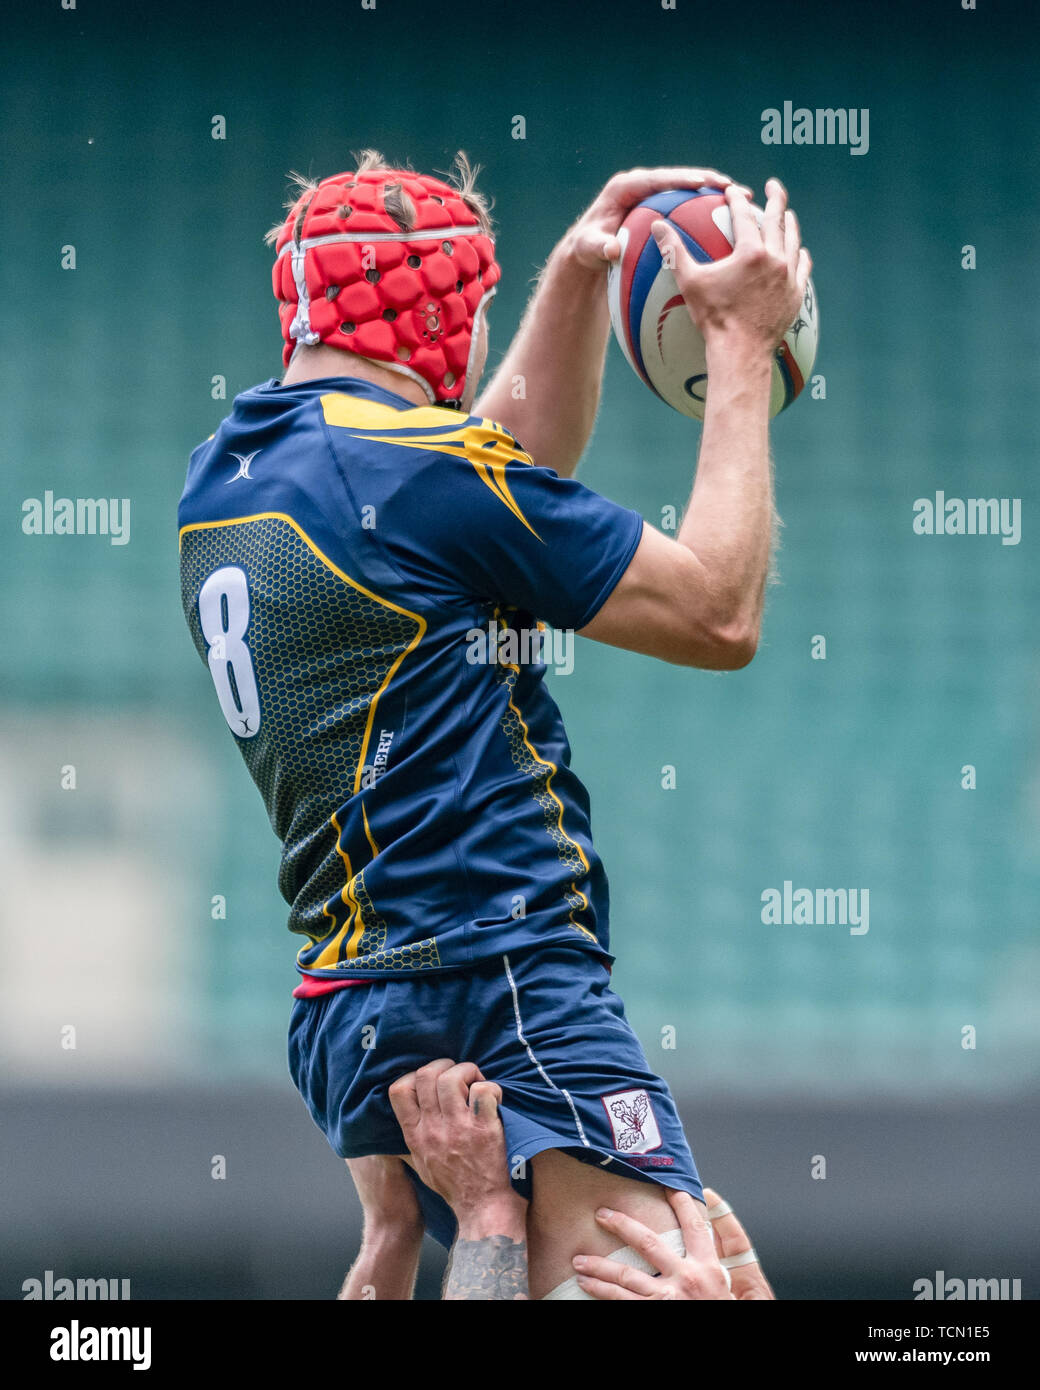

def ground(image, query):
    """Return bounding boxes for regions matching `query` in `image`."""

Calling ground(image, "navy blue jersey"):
[178,376,644,980]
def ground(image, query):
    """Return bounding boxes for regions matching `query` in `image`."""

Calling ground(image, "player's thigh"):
[526,1147,689,1300]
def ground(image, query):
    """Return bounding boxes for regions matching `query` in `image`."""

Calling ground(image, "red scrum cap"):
[271,165,500,407]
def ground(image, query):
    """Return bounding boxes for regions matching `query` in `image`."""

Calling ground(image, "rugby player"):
[178,150,810,1299]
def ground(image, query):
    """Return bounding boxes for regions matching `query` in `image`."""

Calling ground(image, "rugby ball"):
[607,187,818,420]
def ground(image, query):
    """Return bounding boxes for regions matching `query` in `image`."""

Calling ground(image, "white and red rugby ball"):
[607,187,818,420]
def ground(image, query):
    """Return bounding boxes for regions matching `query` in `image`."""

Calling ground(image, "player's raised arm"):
[580,179,812,670]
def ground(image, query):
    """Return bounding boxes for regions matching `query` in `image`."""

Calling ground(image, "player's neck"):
[280,343,430,408]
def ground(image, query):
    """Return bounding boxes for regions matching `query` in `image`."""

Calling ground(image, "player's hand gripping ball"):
[607,187,819,419]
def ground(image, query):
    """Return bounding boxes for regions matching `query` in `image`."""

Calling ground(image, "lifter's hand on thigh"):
[388,1058,526,1237]
[572,1186,774,1300]
[701,1186,775,1300]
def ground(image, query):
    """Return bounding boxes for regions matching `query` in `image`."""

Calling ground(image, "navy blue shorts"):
[288,945,703,1248]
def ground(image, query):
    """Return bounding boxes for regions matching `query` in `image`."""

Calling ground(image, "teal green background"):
[3,0,1037,1107]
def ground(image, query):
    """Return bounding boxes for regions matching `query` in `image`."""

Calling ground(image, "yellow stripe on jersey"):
[310,810,360,968]
[323,804,381,964]
[344,877,367,959]
[320,394,470,435]
[504,675,595,941]
[178,510,424,967]
[362,800,380,859]
[178,510,426,796]
[468,443,542,540]
[313,810,383,967]
[320,393,544,542]
[491,617,595,942]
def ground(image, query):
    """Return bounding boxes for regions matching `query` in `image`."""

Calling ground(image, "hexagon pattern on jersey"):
[180,515,437,970]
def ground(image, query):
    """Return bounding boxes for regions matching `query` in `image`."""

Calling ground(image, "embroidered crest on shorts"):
[601,1087,662,1154]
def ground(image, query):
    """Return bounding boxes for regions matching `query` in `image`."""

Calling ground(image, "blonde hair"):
[263,148,493,247]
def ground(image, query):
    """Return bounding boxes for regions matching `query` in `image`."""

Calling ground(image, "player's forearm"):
[677,334,775,648]
[337,1226,423,1301]
[443,1197,530,1300]
[474,233,607,478]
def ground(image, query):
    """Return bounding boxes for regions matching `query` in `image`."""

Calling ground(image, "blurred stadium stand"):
[2,0,1037,1298]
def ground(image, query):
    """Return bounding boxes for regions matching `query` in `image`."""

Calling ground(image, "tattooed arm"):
[444,1200,530,1301]
[388,1059,530,1301]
